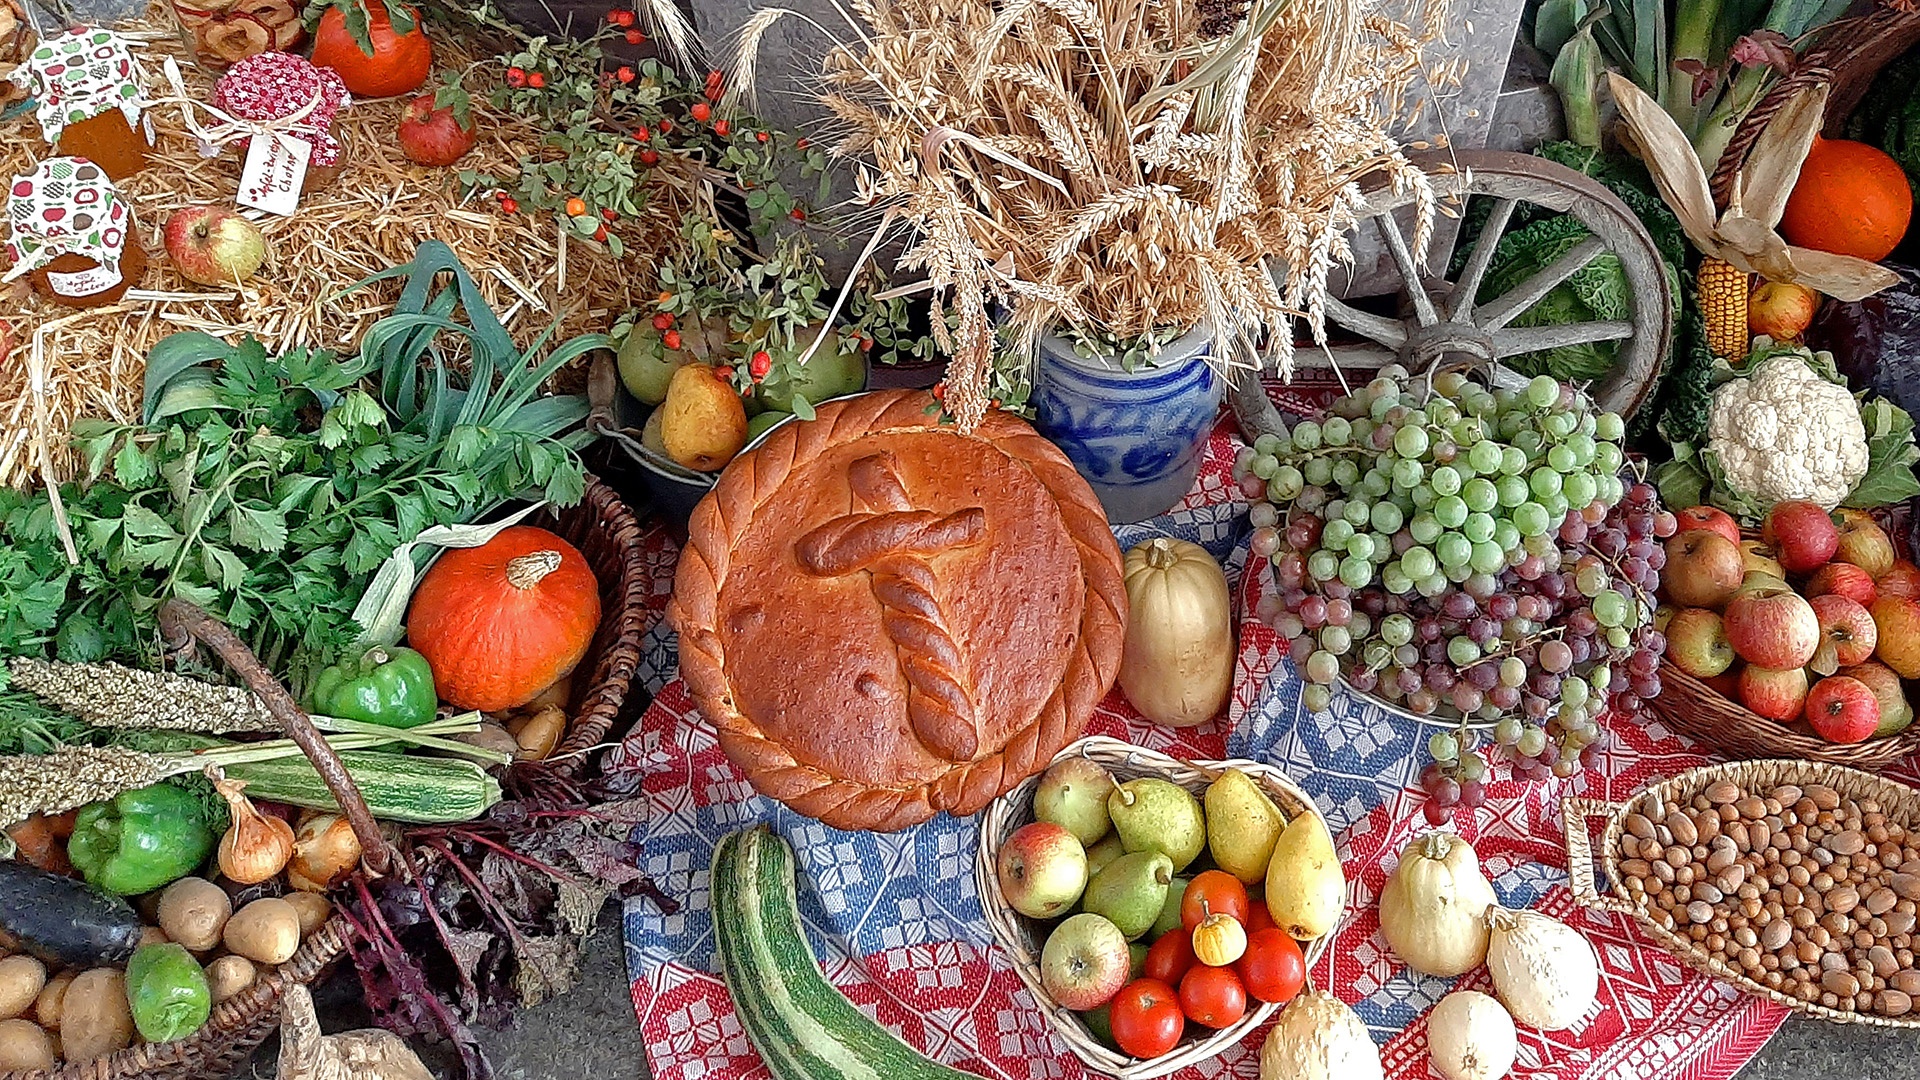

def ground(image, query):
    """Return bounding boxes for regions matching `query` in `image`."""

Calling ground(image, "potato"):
[204,955,257,1004]
[34,970,73,1030]
[138,925,171,949]
[223,898,300,965]
[0,955,45,1020]
[0,1018,55,1071]
[60,969,133,1063]
[508,705,566,761]
[453,722,521,759]
[281,892,332,940]
[156,877,232,952]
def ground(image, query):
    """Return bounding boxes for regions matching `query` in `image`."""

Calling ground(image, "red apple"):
[1739,664,1810,721]
[1879,561,1920,602]
[1724,582,1821,669]
[1666,608,1737,678]
[1739,540,1787,581]
[1761,500,1840,575]
[997,822,1088,918]
[1663,530,1745,609]
[1676,506,1742,548]
[1870,596,1920,678]
[1834,509,1898,578]
[398,92,478,166]
[1707,671,1744,698]
[1809,594,1878,675]
[1841,662,1914,736]
[1040,913,1132,1011]
[163,205,267,286]
[1806,675,1881,744]
[1806,562,1877,607]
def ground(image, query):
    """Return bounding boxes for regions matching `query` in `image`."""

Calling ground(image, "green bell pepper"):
[307,646,438,729]
[126,943,212,1042]
[68,782,215,896]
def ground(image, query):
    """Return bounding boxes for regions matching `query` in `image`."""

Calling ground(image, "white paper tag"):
[47,262,122,297]
[236,133,310,217]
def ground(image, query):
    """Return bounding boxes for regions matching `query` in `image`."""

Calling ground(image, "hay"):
[1,9,680,489]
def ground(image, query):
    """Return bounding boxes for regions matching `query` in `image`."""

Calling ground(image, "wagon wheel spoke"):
[1288,342,1400,370]
[1374,212,1440,327]
[1472,235,1608,332]
[1322,296,1407,350]
[1490,321,1636,356]
[1445,197,1517,322]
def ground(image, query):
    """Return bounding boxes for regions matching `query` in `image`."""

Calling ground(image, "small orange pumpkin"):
[1780,136,1913,263]
[309,0,432,100]
[406,526,602,711]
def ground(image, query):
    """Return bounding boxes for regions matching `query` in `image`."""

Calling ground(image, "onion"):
[214,777,294,886]
[286,815,362,893]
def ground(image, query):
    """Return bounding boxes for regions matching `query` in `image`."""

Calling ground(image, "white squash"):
[1485,906,1599,1031]
[1378,831,1499,977]
[1427,990,1516,1080]
[1119,538,1233,727]
[1259,990,1383,1080]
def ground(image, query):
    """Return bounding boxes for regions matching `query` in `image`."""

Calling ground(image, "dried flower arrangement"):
[733,0,1459,430]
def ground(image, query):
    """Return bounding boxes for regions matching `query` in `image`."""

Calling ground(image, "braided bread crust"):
[668,390,1127,832]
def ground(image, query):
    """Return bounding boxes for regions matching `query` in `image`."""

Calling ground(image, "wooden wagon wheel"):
[1234,148,1673,434]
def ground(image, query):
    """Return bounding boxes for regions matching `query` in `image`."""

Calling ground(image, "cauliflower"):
[1706,353,1869,509]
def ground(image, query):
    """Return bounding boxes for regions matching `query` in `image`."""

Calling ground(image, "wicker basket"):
[975,736,1339,1079]
[1563,758,1920,1027]
[1648,660,1920,770]
[1710,4,1920,205]
[545,472,651,776]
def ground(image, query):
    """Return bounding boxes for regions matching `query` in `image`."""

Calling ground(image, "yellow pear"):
[1204,769,1286,884]
[1264,811,1345,940]
[660,363,748,471]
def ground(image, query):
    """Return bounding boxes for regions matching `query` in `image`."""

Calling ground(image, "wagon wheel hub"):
[1403,320,1495,370]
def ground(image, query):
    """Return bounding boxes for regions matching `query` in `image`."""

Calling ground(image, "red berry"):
[789,207,806,222]
[715,366,735,382]
[633,125,650,141]
[691,102,711,122]
[616,66,635,83]
[652,312,674,331]
[931,382,947,400]
[609,8,634,25]
[755,131,769,143]
[658,118,672,132]
[625,28,644,43]
[795,137,809,149]
[528,72,546,89]
[714,119,730,137]
[593,225,608,241]
[750,350,772,379]
[602,208,619,221]
[640,149,659,165]
[705,84,722,101]
[506,66,526,87]
[500,198,519,213]
[706,69,724,86]
[663,329,682,349]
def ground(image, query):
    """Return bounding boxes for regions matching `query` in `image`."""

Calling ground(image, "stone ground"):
[244,903,1920,1080]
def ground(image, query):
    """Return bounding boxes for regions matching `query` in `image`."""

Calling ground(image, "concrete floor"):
[246,904,1920,1080]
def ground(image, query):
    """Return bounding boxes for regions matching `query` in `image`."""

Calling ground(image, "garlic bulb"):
[1259,990,1382,1080]
[1378,831,1499,977]
[215,777,295,885]
[1427,990,1516,1080]
[1485,906,1599,1031]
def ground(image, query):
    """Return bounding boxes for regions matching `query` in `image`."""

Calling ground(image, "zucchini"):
[219,751,501,824]
[712,827,981,1080]
[0,859,142,968]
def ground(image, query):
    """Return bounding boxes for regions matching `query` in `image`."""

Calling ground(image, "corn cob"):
[5,658,280,733]
[1698,257,1751,360]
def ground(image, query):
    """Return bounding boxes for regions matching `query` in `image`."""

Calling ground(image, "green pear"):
[745,410,792,441]
[1085,833,1127,878]
[1033,757,1115,846]
[1081,851,1174,940]
[615,327,693,405]
[1128,942,1149,980]
[1264,811,1346,940]
[1150,876,1190,939]
[1082,1003,1117,1050]
[1205,768,1287,884]
[1108,778,1206,871]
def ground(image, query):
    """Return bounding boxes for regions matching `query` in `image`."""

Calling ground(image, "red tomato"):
[1237,928,1306,1005]
[1143,930,1196,986]
[1178,965,1247,1029]
[1181,871,1250,930]
[1245,899,1277,935]
[1108,979,1184,1059]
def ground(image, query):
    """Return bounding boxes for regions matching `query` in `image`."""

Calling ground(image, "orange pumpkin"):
[406,526,602,711]
[1779,136,1913,263]
[309,0,432,100]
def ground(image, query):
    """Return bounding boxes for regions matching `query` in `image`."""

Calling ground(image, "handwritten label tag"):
[236,132,309,217]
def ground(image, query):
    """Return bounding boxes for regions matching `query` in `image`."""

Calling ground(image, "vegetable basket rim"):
[1564,758,1920,1028]
[974,735,1342,1080]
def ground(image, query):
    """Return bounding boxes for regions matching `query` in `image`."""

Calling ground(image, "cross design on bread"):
[795,451,988,762]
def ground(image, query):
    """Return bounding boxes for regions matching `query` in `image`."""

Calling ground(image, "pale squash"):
[1119,538,1233,726]
[1378,831,1499,977]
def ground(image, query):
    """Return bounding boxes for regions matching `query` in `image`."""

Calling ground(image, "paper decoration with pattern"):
[11,27,147,145]
[3,156,130,281]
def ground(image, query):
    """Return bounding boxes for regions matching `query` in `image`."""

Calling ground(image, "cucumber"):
[221,751,501,824]
[712,827,981,1080]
